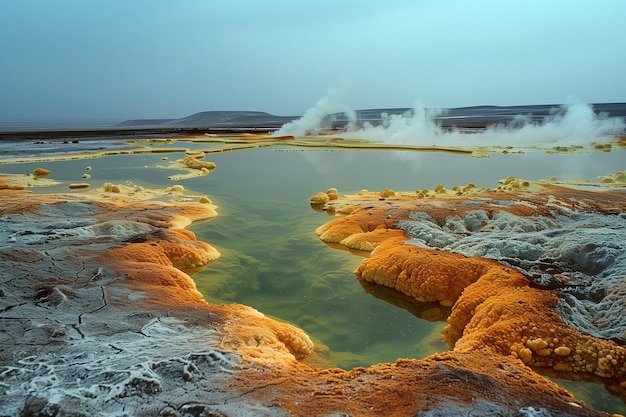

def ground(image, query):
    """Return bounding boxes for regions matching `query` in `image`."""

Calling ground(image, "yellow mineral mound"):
[33,167,51,177]
[310,191,330,205]
[0,175,26,191]
[69,183,90,190]
[183,156,216,172]
[339,228,405,252]
[103,228,220,276]
[355,236,497,306]
[315,207,398,243]
[447,261,626,390]
[310,188,341,206]
[218,303,314,361]
[326,187,339,200]
[103,183,121,193]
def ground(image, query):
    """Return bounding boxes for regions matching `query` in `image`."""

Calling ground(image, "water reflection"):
[359,279,452,323]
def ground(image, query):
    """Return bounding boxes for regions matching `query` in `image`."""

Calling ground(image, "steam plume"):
[272,91,356,137]
[277,98,625,148]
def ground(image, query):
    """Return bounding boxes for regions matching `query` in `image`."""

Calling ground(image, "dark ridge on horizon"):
[117,103,626,131]
[117,111,297,129]
[116,118,177,126]
[1,103,624,137]
[325,102,626,130]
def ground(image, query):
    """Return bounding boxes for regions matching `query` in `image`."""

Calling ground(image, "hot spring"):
[1,135,625,414]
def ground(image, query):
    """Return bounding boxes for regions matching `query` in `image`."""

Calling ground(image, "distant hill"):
[116,119,176,127]
[117,111,297,129]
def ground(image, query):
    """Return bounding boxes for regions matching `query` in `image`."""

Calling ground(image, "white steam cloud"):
[272,91,356,137]
[276,97,625,148]
[474,103,624,147]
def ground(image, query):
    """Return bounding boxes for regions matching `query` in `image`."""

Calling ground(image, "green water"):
[189,184,450,368]
[184,149,456,368]
[2,144,625,412]
[546,377,626,415]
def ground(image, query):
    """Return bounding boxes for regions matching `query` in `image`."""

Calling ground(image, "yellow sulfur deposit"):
[104,183,121,193]
[326,188,339,200]
[554,346,571,356]
[33,167,51,177]
[183,157,216,172]
[526,338,549,351]
[310,192,330,204]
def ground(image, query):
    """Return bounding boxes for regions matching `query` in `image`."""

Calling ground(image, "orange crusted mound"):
[232,351,588,417]
[314,183,626,405]
[355,236,497,306]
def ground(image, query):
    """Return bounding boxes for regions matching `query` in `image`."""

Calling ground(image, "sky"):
[1,0,625,121]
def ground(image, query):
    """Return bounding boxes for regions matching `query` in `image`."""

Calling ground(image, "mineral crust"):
[0,184,619,416]
[315,182,626,411]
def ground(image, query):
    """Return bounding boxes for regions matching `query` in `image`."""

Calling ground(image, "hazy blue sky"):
[1,0,625,121]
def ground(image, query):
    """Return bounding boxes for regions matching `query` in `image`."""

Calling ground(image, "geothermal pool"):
[1,141,626,413]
